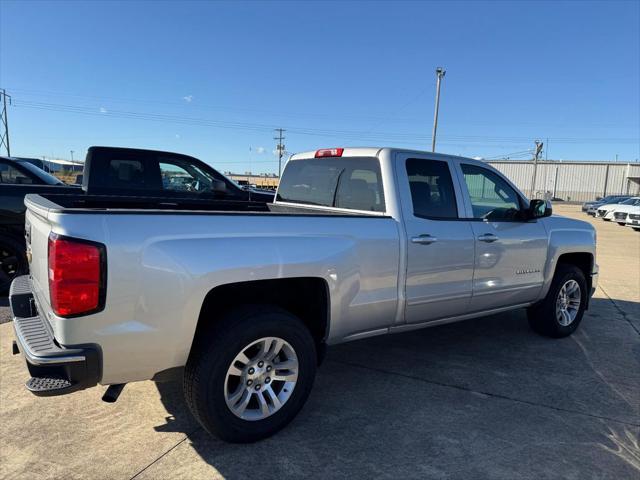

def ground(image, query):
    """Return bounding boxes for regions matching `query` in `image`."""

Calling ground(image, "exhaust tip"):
[102,383,126,403]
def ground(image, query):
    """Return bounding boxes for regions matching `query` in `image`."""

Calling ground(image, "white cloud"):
[175,134,181,139]
[255,146,266,154]
[182,95,193,103]
[99,107,108,113]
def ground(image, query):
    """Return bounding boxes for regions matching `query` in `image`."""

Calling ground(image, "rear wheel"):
[0,235,28,295]
[617,222,626,226]
[184,305,317,443]
[527,264,587,338]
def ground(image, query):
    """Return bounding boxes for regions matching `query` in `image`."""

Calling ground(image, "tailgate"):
[24,206,53,308]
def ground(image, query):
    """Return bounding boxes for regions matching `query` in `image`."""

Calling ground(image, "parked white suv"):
[596,197,640,222]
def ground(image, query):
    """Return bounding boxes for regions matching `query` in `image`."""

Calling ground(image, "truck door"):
[455,162,548,311]
[397,154,475,324]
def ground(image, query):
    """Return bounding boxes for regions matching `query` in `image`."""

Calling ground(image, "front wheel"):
[184,305,317,443]
[527,264,587,338]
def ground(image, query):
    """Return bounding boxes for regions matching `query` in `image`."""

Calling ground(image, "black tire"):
[617,222,626,226]
[0,234,28,295]
[183,305,317,443]
[527,264,587,338]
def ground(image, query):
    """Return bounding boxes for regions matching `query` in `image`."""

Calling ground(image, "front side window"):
[160,158,225,194]
[0,162,33,184]
[406,159,458,219]
[461,164,522,220]
[277,157,385,212]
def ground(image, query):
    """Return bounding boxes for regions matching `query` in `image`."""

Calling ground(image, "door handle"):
[411,234,438,245]
[477,233,499,243]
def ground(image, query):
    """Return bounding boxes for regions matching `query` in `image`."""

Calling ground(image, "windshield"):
[621,198,640,205]
[17,161,66,185]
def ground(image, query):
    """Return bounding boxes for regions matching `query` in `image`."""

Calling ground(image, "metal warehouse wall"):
[487,161,640,202]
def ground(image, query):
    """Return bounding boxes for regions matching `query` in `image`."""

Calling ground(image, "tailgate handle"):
[411,234,438,245]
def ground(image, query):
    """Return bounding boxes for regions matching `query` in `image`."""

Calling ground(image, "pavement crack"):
[598,285,640,337]
[329,359,640,428]
[129,433,192,479]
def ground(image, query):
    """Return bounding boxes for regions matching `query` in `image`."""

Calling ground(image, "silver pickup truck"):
[10,147,598,442]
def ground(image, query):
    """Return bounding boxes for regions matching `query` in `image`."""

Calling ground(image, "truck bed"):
[25,193,385,217]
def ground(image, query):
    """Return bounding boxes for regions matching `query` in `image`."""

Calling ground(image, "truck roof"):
[289,147,479,164]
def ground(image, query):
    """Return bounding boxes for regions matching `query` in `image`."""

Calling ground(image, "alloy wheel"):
[224,336,298,421]
[556,279,582,326]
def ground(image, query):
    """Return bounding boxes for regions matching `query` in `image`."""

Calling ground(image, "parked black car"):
[81,146,275,203]
[1,147,275,293]
[0,157,79,292]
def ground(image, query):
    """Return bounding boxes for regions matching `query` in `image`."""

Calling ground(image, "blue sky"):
[1,0,638,173]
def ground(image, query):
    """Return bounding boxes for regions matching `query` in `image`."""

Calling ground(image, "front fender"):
[538,216,597,300]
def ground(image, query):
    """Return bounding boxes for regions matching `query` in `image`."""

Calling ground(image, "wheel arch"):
[191,277,330,364]
[543,251,594,308]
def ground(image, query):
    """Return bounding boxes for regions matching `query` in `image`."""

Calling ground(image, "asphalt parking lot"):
[1,204,638,479]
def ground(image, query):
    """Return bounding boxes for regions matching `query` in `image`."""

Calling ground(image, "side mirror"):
[212,179,227,193]
[528,199,552,219]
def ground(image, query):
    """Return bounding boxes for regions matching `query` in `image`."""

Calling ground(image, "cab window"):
[406,159,458,219]
[461,164,522,220]
[277,157,385,212]
[106,159,148,189]
[0,162,34,184]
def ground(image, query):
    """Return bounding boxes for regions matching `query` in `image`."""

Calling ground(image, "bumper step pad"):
[10,275,101,397]
[26,376,77,395]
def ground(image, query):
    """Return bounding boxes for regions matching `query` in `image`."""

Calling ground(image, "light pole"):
[70,150,74,162]
[431,67,446,152]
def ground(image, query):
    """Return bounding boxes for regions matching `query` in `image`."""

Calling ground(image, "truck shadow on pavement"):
[153,298,640,479]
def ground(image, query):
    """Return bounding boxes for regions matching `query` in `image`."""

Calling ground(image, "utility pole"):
[530,140,543,197]
[274,128,286,178]
[431,67,446,152]
[0,89,11,157]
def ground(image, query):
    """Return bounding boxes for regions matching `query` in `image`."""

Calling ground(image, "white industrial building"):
[487,160,640,202]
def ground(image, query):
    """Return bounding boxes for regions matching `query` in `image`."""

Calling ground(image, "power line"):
[11,99,640,146]
[8,86,639,130]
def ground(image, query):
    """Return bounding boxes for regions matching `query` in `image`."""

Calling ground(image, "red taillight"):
[48,235,105,317]
[315,148,344,158]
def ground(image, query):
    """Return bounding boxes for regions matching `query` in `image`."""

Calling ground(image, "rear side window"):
[406,159,458,219]
[277,157,385,212]
[107,159,149,189]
